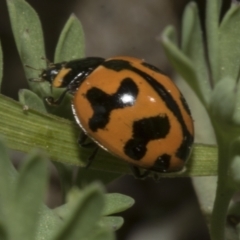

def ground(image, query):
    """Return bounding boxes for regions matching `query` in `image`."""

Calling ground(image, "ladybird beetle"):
[37,56,194,176]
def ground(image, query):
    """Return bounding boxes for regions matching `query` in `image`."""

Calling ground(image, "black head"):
[40,62,66,86]
[40,57,105,90]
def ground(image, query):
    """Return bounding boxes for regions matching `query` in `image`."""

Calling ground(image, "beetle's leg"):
[130,165,150,179]
[45,88,69,106]
[78,132,96,148]
[78,132,98,168]
[85,146,99,168]
[78,131,88,145]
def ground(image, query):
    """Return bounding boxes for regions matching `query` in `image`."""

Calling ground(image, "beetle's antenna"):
[25,64,43,71]
[41,56,54,67]
[28,77,43,82]
[25,64,44,82]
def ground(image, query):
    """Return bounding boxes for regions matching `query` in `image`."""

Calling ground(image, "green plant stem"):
[210,124,235,240]
[0,93,218,177]
[210,182,234,240]
[206,0,221,83]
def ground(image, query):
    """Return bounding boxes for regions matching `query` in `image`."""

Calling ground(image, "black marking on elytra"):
[102,59,193,162]
[102,59,131,71]
[141,62,166,75]
[180,93,191,115]
[86,77,139,132]
[151,154,171,172]
[176,135,193,161]
[124,115,170,160]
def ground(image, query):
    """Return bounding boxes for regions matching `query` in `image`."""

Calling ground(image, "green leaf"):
[0,138,17,220]
[0,139,63,240]
[219,5,240,81]
[227,137,240,188]
[181,2,195,52]
[87,228,115,240]
[12,150,48,240]
[51,183,108,240]
[206,0,222,82]
[0,94,84,167]
[210,77,236,124]
[103,193,134,215]
[99,217,124,231]
[229,155,240,187]
[35,205,63,240]
[54,14,85,63]
[18,89,46,112]
[54,190,130,232]
[181,2,211,104]
[161,26,209,106]
[0,40,2,92]
[6,0,49,97]
[232,78,240,125]
[210,76,240,128]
